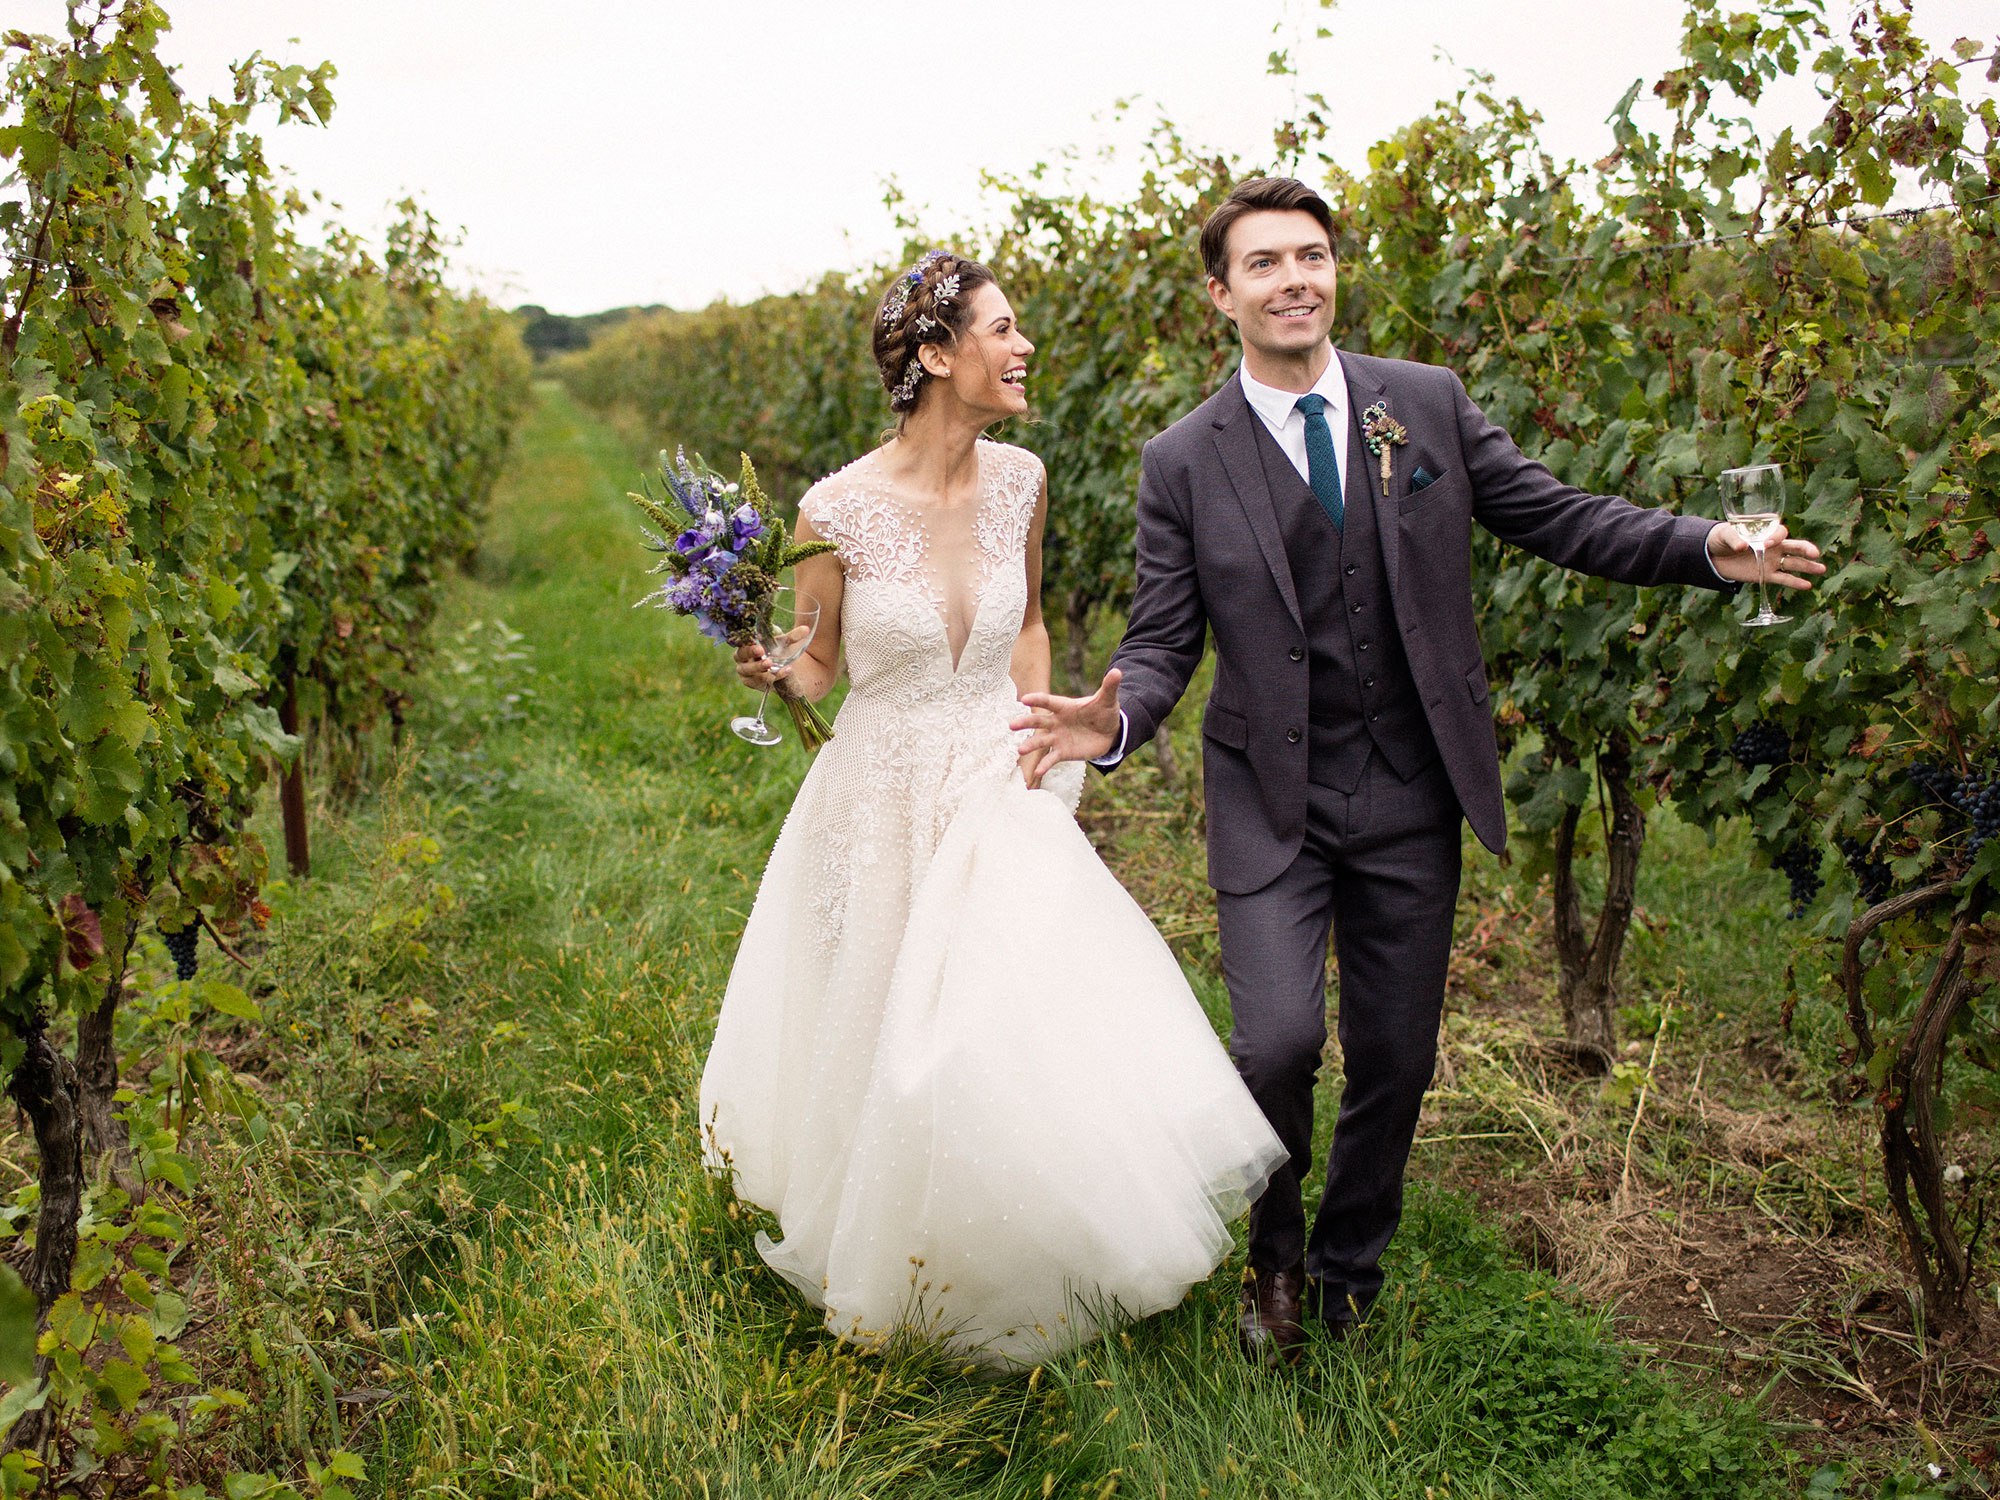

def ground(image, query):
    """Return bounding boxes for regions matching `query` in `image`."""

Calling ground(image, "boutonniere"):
[1360,402,1409,499]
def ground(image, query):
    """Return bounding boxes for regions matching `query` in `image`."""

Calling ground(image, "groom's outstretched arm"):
[1101,437,1211,765]
[1451,369,1725,589]
[1451,369,1827,592]
[1013,436,1210,777]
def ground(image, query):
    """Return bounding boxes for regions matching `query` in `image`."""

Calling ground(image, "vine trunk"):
[74,919,141,1196]
[1549,734,1645,1070]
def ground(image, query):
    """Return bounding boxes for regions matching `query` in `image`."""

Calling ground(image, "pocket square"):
[1410,466,1437,492]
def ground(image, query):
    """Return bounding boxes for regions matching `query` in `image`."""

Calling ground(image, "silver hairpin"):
[891,356,925,406]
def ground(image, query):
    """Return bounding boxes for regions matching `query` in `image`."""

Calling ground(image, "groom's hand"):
[1706,522,1827,590]
[1012,669,1122,790]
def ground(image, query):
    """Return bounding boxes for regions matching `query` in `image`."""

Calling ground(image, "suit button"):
[1286,727,1302,744]
[1289,646,1304,662]
[1351,602,1364,614]
[1344,564,1357,576]
[1358,640,1371,652]
[1364,676,1375,689]
[1369,712,1380,723]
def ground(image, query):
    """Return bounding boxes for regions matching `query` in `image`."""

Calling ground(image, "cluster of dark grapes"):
[1839,837,1893,905]
[163,923,199,982]
[1775,840,1823,918]
[1909,761,2000,856]
[1951,769,1999,854]
[1909,761,1962,808]
[1730,721,1791,767]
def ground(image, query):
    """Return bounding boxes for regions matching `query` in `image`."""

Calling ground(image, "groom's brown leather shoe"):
[1305,1277,1365,1340]
[1238,1261,1306,1368]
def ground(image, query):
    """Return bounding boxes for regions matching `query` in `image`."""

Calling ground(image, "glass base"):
[1743,609,1788,628]
[730,714,782,746]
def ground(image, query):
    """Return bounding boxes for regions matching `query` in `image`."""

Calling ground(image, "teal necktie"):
[1294,393,1344,531]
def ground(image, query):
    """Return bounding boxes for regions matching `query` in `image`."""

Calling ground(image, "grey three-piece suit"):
[1102,349,1728,1311]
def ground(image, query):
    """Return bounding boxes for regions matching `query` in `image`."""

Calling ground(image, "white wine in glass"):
[731,587,819,746]
[1721,463,1788,628]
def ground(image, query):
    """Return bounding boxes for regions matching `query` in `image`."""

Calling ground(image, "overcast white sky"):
[12,2,1996,313]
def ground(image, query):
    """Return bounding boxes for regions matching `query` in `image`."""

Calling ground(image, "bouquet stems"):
[777,684,835,751]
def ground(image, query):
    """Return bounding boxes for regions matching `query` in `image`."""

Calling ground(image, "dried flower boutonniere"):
[1360,401,1409,498]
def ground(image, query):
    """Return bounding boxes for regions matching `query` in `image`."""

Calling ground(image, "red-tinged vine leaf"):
[1853,724,1892,759]
[57,893,103,971]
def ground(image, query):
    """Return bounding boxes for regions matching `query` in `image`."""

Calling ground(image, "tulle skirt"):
[698,750,1284,1370]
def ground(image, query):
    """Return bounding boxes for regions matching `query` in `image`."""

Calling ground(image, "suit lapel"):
[1343,357,1396,599]
[1210,379,1304,631]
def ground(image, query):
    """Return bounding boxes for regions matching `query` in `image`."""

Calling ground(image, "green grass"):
[243,384,1785,1498]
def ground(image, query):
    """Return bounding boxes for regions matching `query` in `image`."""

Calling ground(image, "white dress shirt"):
[1238,352,1349,496]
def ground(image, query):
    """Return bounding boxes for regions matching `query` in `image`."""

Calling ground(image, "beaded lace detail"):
[788,439,1050,946]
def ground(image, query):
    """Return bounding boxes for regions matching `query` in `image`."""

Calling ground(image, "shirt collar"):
[1238,349,1347,429]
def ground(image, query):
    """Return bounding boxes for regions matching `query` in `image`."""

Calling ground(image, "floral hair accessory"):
[879,268,921,328]
[890,356,925,407]
[879,249,955,329]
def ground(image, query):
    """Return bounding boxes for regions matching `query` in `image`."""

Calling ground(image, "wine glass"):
[1720,464,1788,628]
[731,588,819,746]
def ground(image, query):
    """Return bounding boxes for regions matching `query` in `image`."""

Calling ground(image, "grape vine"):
[0,2,529,1468]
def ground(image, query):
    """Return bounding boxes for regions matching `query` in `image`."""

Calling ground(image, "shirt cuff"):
[1702,521,1728,582]
[1088,709,1130,770]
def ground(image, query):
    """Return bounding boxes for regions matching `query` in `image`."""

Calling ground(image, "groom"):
[1016,176,1823,1366]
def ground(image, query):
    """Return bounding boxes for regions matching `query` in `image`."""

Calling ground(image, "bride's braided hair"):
[872,250,996,416]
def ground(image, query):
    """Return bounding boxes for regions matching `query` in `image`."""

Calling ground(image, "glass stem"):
[1750,539,1769,616]
[753,688,772,727]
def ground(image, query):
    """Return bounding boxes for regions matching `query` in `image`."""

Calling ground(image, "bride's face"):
[926,282,1033,420]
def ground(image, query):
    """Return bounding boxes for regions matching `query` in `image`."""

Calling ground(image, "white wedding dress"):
[699,439,1284,1369]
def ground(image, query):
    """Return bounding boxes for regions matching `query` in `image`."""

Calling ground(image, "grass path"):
[290,384,1782,1498]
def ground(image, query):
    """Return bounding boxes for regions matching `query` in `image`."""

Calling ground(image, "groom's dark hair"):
[1200,177,1336,285]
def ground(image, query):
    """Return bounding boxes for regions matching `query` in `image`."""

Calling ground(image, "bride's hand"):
[1012,669,1122,789]
[734,640,786,690]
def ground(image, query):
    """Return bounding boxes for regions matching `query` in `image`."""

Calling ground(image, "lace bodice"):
[799,440,1041,705]
[784,439,1054,949]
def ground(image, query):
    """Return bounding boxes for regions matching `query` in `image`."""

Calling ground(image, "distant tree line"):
[514,304,662,362]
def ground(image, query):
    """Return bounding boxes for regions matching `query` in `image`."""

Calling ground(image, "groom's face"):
[1205,210,1338,361]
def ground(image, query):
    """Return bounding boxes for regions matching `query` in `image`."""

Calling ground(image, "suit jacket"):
[1107,351,1727,895]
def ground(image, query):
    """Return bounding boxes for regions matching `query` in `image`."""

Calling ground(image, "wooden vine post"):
[279,669,310,878]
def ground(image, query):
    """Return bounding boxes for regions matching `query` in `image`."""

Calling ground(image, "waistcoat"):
[1250,414,1438,792]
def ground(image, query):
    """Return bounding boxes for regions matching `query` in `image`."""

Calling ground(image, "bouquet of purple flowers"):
[631,448,838,748]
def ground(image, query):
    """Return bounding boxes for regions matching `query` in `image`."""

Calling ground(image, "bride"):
[699,249,1284,1369]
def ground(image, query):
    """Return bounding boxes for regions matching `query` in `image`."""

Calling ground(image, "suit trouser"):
[1215,746,1462,1311]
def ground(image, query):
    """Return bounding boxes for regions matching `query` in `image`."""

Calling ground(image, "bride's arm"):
[1009,466,1052,702]
[734,510,845,700]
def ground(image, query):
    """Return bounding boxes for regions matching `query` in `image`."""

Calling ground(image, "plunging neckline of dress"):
[852,444,1001,676]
